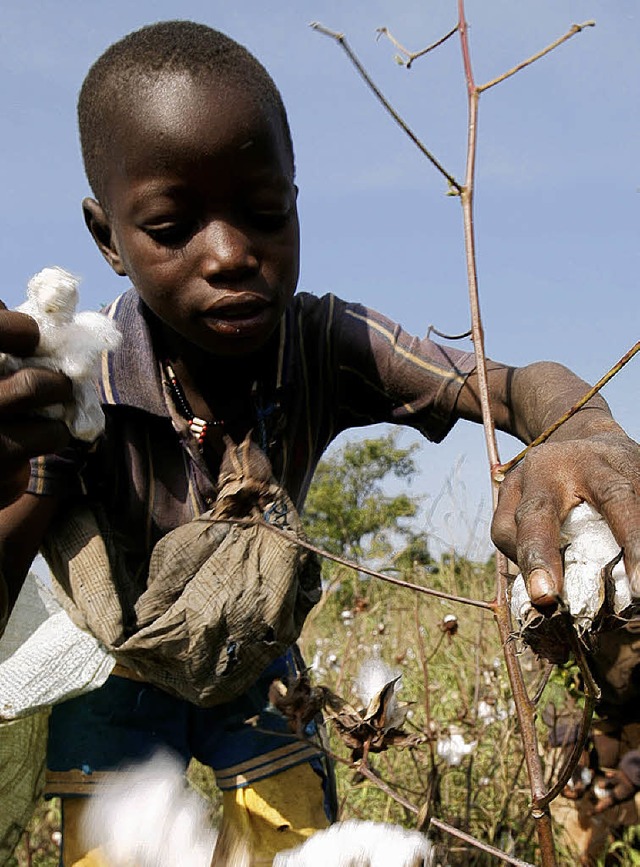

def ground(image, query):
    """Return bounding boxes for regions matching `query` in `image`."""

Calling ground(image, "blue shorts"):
[45,649,335,817]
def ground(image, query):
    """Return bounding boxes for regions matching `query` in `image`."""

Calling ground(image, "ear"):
[82,198,127,276]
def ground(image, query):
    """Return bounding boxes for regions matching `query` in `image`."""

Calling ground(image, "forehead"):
[106,71,292,189]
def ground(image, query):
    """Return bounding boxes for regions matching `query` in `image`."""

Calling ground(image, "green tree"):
[303,432,430,605]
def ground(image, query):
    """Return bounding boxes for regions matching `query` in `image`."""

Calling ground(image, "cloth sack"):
[0,711,50,865]
[0,571,115,863]
[42,434,322,706]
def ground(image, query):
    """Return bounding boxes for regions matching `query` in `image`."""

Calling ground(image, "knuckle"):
[490,512,512,551]
[597,477,636,509]
[514,495,555,527]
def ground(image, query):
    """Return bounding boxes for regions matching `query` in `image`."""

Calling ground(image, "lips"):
[200,292,274,337]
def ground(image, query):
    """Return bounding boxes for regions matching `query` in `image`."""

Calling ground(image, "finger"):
[0,367,73,415]
[491,470,521,563]
[585,464,640,594]
[514,491,566,608]
[0,309,40,357]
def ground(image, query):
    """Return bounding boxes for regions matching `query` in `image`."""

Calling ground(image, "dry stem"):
[478,21,596,93]
[313,8,609,864]
[376,24,458,69]
[430,817,536,867]
[217,515,494,611]
[310,22,462,193]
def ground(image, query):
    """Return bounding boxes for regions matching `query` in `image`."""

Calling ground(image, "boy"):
[1,19,639,866]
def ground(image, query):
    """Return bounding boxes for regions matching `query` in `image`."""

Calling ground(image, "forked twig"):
[314,8,606,864]
[310,22,462,194]
[376,24,458,69]
[478,21,596,92]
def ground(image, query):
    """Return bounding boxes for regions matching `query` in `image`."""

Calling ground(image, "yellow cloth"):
[63,761,329,866]
[222,761,330,865]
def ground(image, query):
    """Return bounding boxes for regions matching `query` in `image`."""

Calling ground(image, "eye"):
[143,219,196,247]
[248,205,295,232]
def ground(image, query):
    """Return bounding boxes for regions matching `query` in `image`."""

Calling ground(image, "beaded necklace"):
[164,361,223,447]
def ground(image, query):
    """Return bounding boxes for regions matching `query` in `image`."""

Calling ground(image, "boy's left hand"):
[491,429,640,607]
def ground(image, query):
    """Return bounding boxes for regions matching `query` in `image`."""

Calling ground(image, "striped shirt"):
[30,288,476,593]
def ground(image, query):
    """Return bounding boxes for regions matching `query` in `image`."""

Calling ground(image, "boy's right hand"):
[0,303,72,506]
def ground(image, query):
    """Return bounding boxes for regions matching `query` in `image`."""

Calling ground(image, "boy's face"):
[85,72,299,357]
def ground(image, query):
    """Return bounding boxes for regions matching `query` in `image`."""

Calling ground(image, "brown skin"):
[455,362,640,605]
[0,305,71,505]
[1,70,640,626]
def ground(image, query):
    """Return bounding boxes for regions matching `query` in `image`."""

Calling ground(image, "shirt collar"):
[97,288,168,416]
[96,288,293,418]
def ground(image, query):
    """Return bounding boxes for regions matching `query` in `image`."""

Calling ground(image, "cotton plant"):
[355,657,407,732]
[0,266,121,441]
[319,657,423,763]
[436,726,477,767]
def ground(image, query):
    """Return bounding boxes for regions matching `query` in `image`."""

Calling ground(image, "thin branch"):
[478,21,596,93]
[310,22,463,193]
[495,340,640,480]
[376,24,459,69]
[429,817,536,867]
[414,597,436,766]
[356,762,419,814]
[214,515,494,610]
[530,660,554,706]
[535,624,599,809]
[426,324,472,341]
[457,2,501,495]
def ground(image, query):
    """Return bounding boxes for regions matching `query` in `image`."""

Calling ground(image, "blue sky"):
[1,1,638,556]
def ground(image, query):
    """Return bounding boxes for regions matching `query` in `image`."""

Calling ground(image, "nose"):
[199,220,259,282]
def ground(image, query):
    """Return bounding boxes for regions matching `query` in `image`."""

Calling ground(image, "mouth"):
[200,292,275,337]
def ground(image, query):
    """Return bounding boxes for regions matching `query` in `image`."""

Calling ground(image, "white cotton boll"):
[61,311,122,378]
[80,749,218,867]
[436,729,476,766]
[510,503,629,632]
[355,658,399,708]
[355,657,407,730]
[5,267,121,442]
[560,503,629,619]
[477,701,496,726]
[273,820,433,867]
[20,266,79,330]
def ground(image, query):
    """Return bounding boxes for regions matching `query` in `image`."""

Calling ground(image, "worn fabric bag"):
[0,711,50,865]
[42,435,321,706]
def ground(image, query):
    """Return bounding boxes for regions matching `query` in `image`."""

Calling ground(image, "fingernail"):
[528,568,557,606]
[631,566,640,598]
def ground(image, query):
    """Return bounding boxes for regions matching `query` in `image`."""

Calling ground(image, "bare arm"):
[0,492,62,632]
[0,302,74,629]
[0,305,72,505]
[455,360,640,607]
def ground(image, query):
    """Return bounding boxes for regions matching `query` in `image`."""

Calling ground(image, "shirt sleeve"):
[27,444,90,500]
[329,296,478,442]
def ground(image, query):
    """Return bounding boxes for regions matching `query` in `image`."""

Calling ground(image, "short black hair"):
[78,20,295,203]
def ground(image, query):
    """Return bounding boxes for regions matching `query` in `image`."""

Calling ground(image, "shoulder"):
[97,289,167,417]
[289,291,393,337]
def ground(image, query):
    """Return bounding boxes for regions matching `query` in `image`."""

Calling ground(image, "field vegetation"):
[9,435,640,865]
